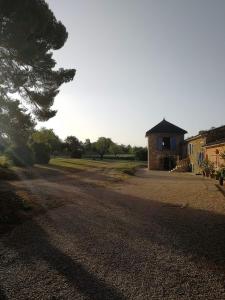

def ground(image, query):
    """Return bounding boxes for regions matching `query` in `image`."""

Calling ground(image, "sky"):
[40,0,225,146]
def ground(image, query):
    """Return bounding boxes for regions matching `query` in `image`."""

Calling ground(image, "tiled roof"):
[205,138,225,147]
[185,125,225,142]
[146,119,187,136]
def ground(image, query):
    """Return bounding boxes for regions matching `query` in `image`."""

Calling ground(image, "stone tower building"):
[146,119,187,170]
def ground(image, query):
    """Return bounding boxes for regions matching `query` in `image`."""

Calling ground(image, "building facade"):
[146,119,187,170]
[185,135,206,174]
[205,139,225,170]
[146,121,225,173]
[186,126,225,173]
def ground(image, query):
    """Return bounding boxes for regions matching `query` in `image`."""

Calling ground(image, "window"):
[156,137,176,151]
[156,137,163,150]
[188,143,194,155]
[162,137,171,150]
[197,152,204,165]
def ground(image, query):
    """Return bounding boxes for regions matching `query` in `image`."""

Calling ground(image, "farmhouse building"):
[205,139,225,170]
[146,119,187,170]
[185,134,205,174]
[186,125,225,173]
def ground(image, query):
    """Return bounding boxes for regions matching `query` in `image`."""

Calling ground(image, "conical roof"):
[146,119,187,136]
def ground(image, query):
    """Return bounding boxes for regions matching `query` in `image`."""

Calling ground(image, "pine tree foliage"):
[0,0,75,122]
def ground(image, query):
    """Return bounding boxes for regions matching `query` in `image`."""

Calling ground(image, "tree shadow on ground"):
[14,164,117,184]
[4,168,225,269]
[0,184,125,300]
[0,181,34,233]
[2,173,225,298]
[6,222,125,299]
[54,159,103,168]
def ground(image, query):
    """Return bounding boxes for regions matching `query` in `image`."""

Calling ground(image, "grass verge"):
[50,157,146,176]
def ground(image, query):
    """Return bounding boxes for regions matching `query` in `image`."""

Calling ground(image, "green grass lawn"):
[50,157,147,176]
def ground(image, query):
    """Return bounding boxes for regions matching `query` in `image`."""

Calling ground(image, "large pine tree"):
[0,0,75,143]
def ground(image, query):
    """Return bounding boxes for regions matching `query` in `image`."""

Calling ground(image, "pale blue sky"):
[40,0,225,146]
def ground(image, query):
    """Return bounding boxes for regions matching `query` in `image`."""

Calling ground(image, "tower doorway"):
[164,156,176,170]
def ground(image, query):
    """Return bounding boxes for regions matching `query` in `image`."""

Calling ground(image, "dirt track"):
[1,167,225,299]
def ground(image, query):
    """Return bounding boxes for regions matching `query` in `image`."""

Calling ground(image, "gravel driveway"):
[1,167,225,299]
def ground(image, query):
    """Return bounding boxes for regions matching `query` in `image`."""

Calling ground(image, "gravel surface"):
[1,167,225,299]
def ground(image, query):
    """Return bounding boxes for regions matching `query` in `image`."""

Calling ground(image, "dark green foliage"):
[94,137,113,159]
[64,136,83,158]
[0,135,9,153]
[133,147,148,161]
[83,139,92,154]
[0,156,10,168]
[0,0,75,150]
[31,128,62,154]
[109,143,122,157]
[82,137,146,161]
[71,149,83,159]
[0,0,75,121]
[6,145,34,166]
[0,99,35,146]
[31,142,50,164]
[120,144,133,154]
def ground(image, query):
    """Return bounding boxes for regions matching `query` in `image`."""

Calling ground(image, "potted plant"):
[201,159,214,178]
[209,162,215,178]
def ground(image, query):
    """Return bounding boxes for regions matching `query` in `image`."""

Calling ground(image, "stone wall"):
[147,133,185,170]
[205,144,225,170]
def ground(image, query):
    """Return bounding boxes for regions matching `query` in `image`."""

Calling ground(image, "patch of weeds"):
[0,156,10,168]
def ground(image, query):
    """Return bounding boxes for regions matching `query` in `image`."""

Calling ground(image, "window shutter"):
[156,137,162,150]
[171,137,176,150]
[201,152,204,162]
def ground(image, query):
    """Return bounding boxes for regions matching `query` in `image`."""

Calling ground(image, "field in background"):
[50,157,147,176]
[0,157,147,231]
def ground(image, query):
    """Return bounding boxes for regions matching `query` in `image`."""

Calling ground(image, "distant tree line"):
[0,127,147,166]
[63,135,147,161]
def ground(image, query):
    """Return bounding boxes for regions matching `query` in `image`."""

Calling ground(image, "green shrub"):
[0,156,10,168]
[71,149,83,158]
[134,148,148,161]
[31,142,51,164]
[201,159,215,176]
[6,145,34,167]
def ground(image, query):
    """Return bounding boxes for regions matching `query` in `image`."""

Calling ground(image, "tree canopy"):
[0,98,35,146]
[94,137,113,159]
[31,127,61,153]
[0,0,75,144]
[64,135,83,158]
